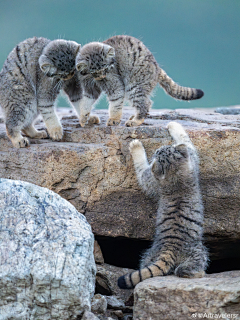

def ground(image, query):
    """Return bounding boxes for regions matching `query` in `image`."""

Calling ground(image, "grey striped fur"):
[75,35,204,127]
[118,122,208,289]
[0,37,84,148]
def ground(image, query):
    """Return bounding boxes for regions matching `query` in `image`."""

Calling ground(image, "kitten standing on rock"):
[0,37,99,148]
[75,35,204,127]
[118,122,208,289]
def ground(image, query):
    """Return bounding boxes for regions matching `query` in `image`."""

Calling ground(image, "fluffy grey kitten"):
[118,122,208,289]
[0,37,98,148]
[75,35,204,127]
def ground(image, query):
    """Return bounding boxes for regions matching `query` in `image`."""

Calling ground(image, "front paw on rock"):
[48,127,63,141]
[125,118,144,127]
[79,113,90,127]
[12,137,30,148]
[88,115,100,125]
[107,118,121,126]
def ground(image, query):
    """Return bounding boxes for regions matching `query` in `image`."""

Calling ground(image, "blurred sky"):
[0,0,239,109]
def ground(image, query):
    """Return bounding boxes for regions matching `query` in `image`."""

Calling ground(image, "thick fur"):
[118,122,208,289]
[75,35,204,127]
[0,37,94,148]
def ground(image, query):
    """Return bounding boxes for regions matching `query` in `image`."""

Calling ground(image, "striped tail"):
[118,251,175,289]
[158,68,204,101]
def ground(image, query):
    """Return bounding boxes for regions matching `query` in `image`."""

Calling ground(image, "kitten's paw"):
[88,115,100,125]
[129,139,143,151]
[129,139,144,155]
[48,126,63,141]
[167,121,185,136]
[12,136,30,148]
[107,118,121,126]
[34,130,48,139]
[125,118,144,127]
[79,113,90,127]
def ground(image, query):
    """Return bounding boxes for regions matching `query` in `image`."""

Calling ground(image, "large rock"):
[0,178,96,320]
[0,107,240,260]
[133,271,240,320]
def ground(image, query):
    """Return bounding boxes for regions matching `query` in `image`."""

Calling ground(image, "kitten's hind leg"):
[5,103,35,148]
[175,243,208,278]
[126,95,151,127]
[22,124,47,139]
[38,105,63,141]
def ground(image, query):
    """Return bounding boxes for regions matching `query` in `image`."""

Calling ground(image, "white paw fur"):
[11,136,30,148]
[125,118,144,127]
[129,139,144,153]
[47,126,63,141]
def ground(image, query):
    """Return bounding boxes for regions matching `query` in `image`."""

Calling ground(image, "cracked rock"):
[94,240,104,264]
[105,295,125,310]
[133,271,240,320]
[0,178,96,320]
[91,294,108,315]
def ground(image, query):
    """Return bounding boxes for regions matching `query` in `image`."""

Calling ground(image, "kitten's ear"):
[151,159,164,179]
[73,41,81,57]
[175,144,188,158]
[75,44,81,55]
[39,55,56,73]
[67,40,81,56]
[76,60,87,72]
[105,45,115,58]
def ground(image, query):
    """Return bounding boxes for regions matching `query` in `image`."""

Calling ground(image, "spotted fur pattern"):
[75,35,204,127]
[118,122,208,289]
[0,37,87,148]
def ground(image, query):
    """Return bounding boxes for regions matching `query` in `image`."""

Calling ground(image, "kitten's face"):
[76,42,115,80]
[39,40,80,80]
[151,144,189,179]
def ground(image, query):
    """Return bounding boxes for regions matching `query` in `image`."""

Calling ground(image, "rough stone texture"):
[0,178,96,320]
[96,263,134,303]
[105,296,125,310]
[94,240,104,264]
[82,311,101,320]
[134,271,240,320]
[91,294,108,315]
[1,107,240,260]
[215,105,240,115]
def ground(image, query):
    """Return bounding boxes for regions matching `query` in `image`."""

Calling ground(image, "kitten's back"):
[104,35,159,84]
[0,37,50,89]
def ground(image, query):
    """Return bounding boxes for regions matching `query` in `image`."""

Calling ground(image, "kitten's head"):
[39,40,80,80]
[75,42,115,80]
[151,144,189,180]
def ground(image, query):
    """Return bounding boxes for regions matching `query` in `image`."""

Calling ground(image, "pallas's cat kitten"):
[0,37,94,148]
[118,122,208,289]
[75,35,204,127]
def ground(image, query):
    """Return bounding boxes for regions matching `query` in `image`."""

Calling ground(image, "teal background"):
[0,0,239,109]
